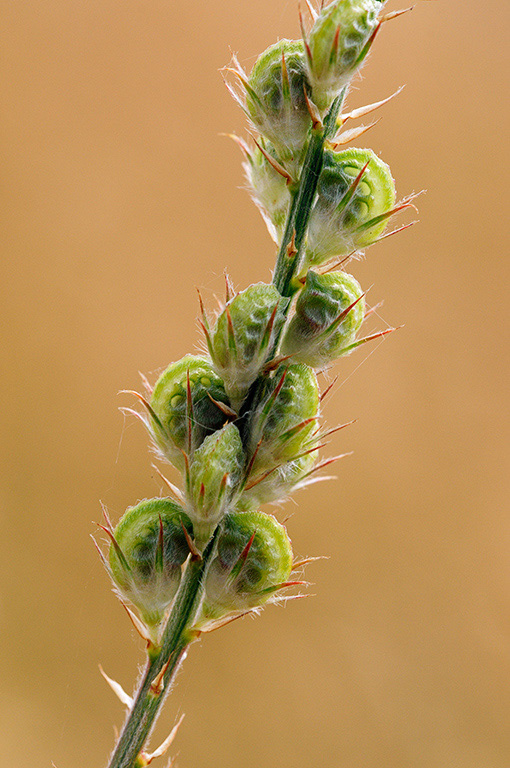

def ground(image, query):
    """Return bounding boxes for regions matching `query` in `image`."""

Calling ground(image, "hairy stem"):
[107,534,217,768]
[272,91,346,298]
[107,91,346,768]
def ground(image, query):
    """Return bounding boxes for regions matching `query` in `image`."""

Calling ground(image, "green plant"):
[95,2,418,765]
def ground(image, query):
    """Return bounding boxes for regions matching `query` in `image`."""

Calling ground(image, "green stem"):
[272,91,346,298]
[107,91,347,768]
[107,534,217,768]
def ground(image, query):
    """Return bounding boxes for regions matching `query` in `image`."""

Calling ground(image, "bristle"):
[303,0,318,22]
[363,301,384,321]
[119,390,164,432]
[139,371,153,396]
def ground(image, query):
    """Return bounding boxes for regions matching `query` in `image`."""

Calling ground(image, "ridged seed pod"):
[247,40,312,163]
[281,270,365,368]
[186,423,245,549]
[308,0,383,113]
[108,498,193,636]
[304,148,395,268]
[210,283,288,411]
[199,511,293,624]
[245,364,320,480]
[149,355,230,469]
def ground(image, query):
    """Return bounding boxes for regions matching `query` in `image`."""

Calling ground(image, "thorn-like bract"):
[120,601,153,644]
[339,87,405,124]
[95,523,131,574]
[336,161,370,214]
[152,464,185,503]
[180,521,201,560]
[340,325,402,355]
[139,371,153,397]
[303,88,323,130]
[141,714,185,764]
[99,665,134,709]
[206,392,238,419]
[150,659,172,696]
[298,6,314,66]
[380,6,415,24]
[330,120,380,148]
[320,375,339,403]
[286,230,298,259]
[229,531,257,583]
[303,0,318,22]
[251,134,294,185]
[292,555,329,570]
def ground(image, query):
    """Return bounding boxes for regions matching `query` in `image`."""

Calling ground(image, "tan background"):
[0,1,509,766]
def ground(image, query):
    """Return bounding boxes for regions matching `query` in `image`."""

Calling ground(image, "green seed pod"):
[108,498,193,634]
[244,142,291,243]
[210,283,288,411]
[238,452,316,510]
[281,270,365,368]
[186,423,245,549]
[304,148,396,268]
[245,364,320,481]
[308,0,383,113]
[199,511,293,624]
[149,355,230,469]
[247,40,312,162]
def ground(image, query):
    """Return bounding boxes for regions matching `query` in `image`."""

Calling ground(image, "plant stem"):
[272,91,346,298]
[107,91,346,768]
[107,534,217,768]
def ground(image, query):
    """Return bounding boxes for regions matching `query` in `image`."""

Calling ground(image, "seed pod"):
[210,283,288,411]
[199,511,293,623]
[239,452,316,510]
[186,423,245,549]
[149,355,230,469]
[304,148,395,268]
[244,142,291,243]
[247,40,312,162]
[245,364,320,480]
[307,0,383,113]
[281,270,365,368]
[108,498,193,634]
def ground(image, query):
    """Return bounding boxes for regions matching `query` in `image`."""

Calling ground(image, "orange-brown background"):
[0,1,508,766]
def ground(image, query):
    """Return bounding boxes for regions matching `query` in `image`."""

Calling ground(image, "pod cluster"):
[100,0,410,638]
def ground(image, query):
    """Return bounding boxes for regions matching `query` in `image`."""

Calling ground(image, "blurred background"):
[0,1,508,766]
